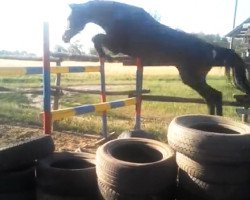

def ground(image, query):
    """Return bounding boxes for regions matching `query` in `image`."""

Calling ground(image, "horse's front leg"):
[215,95,223,116]
[208,104,216,115]
[92,34,113,61]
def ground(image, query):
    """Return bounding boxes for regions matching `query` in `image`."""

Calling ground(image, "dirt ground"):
[0,123,103,154]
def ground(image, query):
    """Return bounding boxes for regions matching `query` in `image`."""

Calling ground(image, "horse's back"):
[85,1,215,65]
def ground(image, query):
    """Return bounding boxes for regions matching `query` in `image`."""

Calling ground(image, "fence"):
[0,23,149,138]
[1,22,250,132]
[42,23,146,137]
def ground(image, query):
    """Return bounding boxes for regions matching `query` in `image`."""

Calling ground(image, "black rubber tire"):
[178,169,250,200]
[36,189,95,200]
[96,138,177,195]
[0,191,36,200]
[37,152,97,197]
[0,166,35,193]
[176,188,207,200]
[176,152,250,184]
[167,114,250,164]
[0,135,55,171]
[98,179,176,200]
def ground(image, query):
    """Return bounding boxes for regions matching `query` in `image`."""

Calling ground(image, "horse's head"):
[62,4,90,43]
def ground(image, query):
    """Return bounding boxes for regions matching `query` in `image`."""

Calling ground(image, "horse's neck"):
[87,4,114,30]
[87,2,143,31]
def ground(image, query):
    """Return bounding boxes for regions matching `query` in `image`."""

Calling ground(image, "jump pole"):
[135,58,143,130]
[43,22,52,134]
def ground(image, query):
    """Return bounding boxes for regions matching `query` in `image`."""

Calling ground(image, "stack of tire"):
[167,114,250,200]
[36,151,98,200]
[0,135,54,200]
[96,138,177,200]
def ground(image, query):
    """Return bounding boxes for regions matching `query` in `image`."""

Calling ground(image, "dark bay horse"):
[62,1,250,116]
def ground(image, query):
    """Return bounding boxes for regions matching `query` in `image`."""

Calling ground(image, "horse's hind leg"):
[179,69,223,115]
[215,93,223,115]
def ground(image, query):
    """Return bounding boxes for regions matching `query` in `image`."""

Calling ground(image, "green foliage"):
[0,76,42,87]
[0,93,40,126]
[0,93,29,104]
[0,50,36,57]
[53,40,86,55]
[232,38,245,56]
[89,47,98,56]
[193,33,230,48]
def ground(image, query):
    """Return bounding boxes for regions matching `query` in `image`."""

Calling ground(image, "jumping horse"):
[63,1,250,116]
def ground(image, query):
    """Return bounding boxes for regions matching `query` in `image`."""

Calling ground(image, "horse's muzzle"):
[62,34,70,43]
[62,30,72,43]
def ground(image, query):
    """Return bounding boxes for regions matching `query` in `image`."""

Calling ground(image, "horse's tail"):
[225,49,250,94]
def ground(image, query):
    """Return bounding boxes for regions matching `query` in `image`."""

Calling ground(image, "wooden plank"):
[51,52,99,62]
[94,132,116,145]
[0,55,59,62]
[51,86,150,95]
[129,94,241,107]
[49,98,136,121]
[233,94,250,103]
[0,88,59,96]
[236,108,250,115]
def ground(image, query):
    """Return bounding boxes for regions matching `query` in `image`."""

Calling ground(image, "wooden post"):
[246,63,250,82]
[135,58,143,130]
[53,59,62,110]
[100,57,108,138]
[52,59,62,130]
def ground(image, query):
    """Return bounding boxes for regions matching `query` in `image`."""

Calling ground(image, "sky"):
[0,0,249,55]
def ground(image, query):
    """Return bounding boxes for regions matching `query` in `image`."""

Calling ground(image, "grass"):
[0,59,244,141]
[0,93,40,125]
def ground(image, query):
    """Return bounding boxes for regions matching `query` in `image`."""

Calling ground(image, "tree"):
[0,50,36,57]
[89,47,98,56]
[193,33,230,48]
[231,38,245,56]
[52,40,86,55]
[68,40,85,55]
[53,45,69,54]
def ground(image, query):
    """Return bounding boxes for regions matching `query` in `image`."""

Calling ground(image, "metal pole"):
[43,22,51,134]
[230,0,238,49]
[100,57,108,138]
[135,58,143,130]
